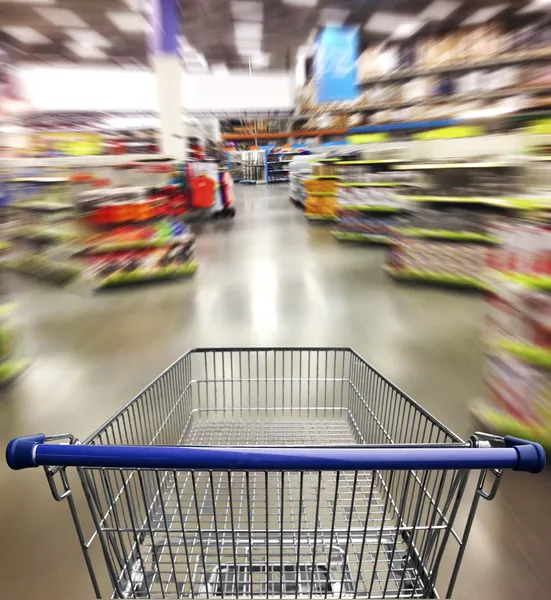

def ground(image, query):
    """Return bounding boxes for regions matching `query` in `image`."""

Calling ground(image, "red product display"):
[190,174,216,209]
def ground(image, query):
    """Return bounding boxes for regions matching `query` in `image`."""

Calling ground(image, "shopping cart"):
[6,348,545,599]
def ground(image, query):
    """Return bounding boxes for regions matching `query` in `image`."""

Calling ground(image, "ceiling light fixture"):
[195,53,208,69]
[231,1,264,22]
[250,53,270,68]
[65,42,106,59]
[283,0,318,7]
[419,1,460,22]
[36,8,88,27]
[212,63,229,75]
[234,21,263,40]
[392,20,423,40]
[66,29,111,48]
[1,26,50,44]
[108,12,149,33]
[319,8,349,25]
[365,12,407,34]
[0,0,55,4]
[519,0,551,13]
[462,4,507,26]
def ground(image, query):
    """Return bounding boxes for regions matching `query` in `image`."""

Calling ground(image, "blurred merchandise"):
[289,155,312,208]
[304,167,337,220]
[2,160,209,290]
[477,220,551,448]
[0,303,29,385]
[386,239,488,287]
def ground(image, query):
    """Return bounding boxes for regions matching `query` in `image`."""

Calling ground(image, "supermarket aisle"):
[1,184,550,599]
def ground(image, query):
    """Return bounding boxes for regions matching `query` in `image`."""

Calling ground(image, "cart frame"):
[6,347,545,599]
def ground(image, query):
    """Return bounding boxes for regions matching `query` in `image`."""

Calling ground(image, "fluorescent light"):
[462,4,507,26]
[36,8,88,27]
[237,44,261,57]
[66,29,110,48]
[420,1,460,21]
[2,27,50,44]
[65,42,106,59]
[0,0,55,4]
[365,12,405,34]
[392,21,423,40]
[212,63,229,75]
[231,1,263,22]
[284,0,318,7]
[184,60,209,73]
[234,21,262,40]
[519,0,551,13]
[319,8,349,25]
[250,53,270,68]
[108,12,149,33]
[196,53,208,69]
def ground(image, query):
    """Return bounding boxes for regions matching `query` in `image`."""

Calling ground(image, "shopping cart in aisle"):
[6,348,545,599]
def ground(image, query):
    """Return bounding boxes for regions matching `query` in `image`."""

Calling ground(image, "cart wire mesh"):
[44,348,493,599]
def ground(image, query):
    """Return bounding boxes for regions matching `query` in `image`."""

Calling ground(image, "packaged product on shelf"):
[477,218,551,446]
[390,240,486,278]
[486,352,551,429]
[338,186,400,208]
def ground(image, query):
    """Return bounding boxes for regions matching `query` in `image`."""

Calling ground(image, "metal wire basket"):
[6,348,545,599]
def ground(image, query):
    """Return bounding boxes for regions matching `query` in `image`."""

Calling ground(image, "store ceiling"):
[0,1,543,70]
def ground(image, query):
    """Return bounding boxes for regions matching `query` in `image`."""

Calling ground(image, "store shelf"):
[499,273,551,291]
[11,201,73,212]
[359,51,551,85]
[222,128,346,140]
[308,192,336,197]
[396,195,548,209]
[332,231,389,244]
[7,256,82,284]
[336,160,402,165]
[348,120,460,134]
[79,235,193,254]
[0,358,31,385]
[311,176,341,179]
[470,399,551,452]
[495,340,551,369]
[305,213,336,222]
[301,86,551,117]
[8,177,68,183]
[12,225,79,244]
[393,162,515,170]
[96,262,199,289]
[339,182,402,187]
[393,228,499,243]
[384,265,485,289]
[338,204,402,212]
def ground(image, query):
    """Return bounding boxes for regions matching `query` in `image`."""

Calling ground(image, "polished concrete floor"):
[1,185,550,599]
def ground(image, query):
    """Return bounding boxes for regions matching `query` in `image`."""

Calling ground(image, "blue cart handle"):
[6,434,545,473]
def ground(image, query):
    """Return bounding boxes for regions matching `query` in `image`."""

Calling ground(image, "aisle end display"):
[332,158,409,244]
[5,161,204,290]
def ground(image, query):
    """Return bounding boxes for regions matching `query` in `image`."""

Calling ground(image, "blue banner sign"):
[315,26,359,103]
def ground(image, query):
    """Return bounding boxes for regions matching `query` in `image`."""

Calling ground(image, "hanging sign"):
[315,26,359,103]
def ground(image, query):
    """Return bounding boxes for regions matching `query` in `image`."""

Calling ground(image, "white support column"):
[148,0,186,159]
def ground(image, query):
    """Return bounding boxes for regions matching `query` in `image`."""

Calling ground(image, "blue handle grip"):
[5,436,546,473]
[6,434,46,470]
